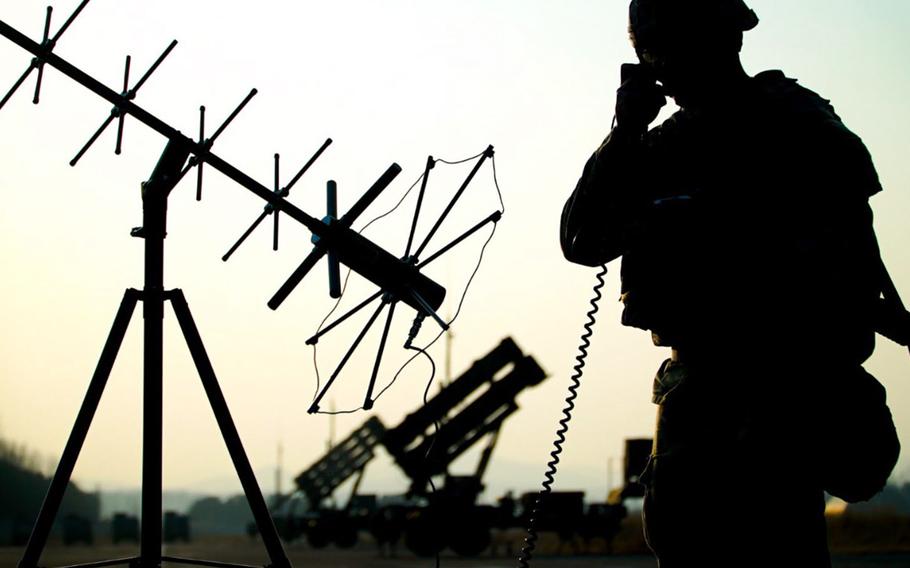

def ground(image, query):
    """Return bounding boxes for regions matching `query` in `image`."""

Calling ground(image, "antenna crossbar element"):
[70,39,178,166]
[222,138,333,261]
[31,7,53,104]
[0,0,91,111]
[186,88,259,200]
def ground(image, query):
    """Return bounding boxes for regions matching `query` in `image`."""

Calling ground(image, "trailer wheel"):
[333,523,359,549]
[405,514,444,557]
[306,525,331,549]
[450,525,490,557]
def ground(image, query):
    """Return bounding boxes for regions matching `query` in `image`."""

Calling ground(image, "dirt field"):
[2,536,909,568]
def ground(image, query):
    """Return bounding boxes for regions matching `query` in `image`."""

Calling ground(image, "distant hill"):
[845,483,910,515]
[0,437,100,545]
[187,495,255,535]
[99,489,211,518]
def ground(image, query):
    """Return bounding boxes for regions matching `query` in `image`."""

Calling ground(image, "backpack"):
[821,255,906,503]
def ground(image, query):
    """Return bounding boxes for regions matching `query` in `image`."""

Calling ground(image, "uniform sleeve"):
[560,127,654,266]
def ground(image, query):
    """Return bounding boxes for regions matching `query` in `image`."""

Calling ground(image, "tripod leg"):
[19,290,140,568]
[168,290,291,568]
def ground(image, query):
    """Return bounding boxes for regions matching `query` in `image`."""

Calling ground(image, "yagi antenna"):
[0,0,505,420]
[0,7,505,565]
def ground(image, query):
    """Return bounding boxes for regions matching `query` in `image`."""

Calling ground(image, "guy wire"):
[517,264,608,568]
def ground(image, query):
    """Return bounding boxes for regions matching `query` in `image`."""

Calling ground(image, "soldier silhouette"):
[560,1,900,566]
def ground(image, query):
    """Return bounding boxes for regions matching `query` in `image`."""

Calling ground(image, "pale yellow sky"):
[0,0,908,501]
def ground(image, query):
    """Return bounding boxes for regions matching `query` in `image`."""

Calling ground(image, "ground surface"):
[2,537,909,568]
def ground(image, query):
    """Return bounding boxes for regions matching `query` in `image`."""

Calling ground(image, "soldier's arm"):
[560,126,651,266]
[562,64,667,266]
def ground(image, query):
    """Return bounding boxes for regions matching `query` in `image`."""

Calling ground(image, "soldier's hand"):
[615,63,666,133]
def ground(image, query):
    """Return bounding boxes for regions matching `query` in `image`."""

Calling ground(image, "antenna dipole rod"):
[339,164,402,227]
[114,55,131,155]
[195,106,206,200]
[70,113,115,166]
[222,211,268,262]
[363,299,397,410]
[208,88,257,145]
[404,156,434,259]
[272,153,280,250]
[32,61,45,104]
[413,146,493,259]
[327,180,341,298]
[309,301,387,414]
[306,291,383,345]
[267,245,327,309]
[130,39,177,95]
[51,0,91,44]
[32,7,53,104]
[42,7,53,42]
[0,65,35,111]
[283,138,333,195]
[416,210,501,268]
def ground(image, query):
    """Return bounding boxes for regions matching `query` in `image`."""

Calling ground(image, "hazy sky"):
[1,0,908,504]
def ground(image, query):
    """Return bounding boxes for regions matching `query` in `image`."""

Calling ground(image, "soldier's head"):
[629,0,759,106]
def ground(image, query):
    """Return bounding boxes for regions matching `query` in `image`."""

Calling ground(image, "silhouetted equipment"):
[271,338,548,556]
[519,491,584,543]
[163,512,191,543]
[619,438,652,499]
[61,515,93,546]
[1,3,502,568]
[11,516,32,547]
[294,417,386,507]
[111,513,139,544]
[514,436,651,555]
[10,142,294,568]
[875,259,910,355]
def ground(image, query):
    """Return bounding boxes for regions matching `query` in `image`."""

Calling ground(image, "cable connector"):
[404,313,426,350]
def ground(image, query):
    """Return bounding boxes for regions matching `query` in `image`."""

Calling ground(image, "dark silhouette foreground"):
[561,1,900,566]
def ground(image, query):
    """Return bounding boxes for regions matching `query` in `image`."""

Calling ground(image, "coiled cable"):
[517,264,608,568]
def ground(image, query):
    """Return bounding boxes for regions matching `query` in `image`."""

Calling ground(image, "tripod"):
[19,142,292,568]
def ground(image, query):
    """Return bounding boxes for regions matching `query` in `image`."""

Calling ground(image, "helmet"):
[629,0,759,51]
